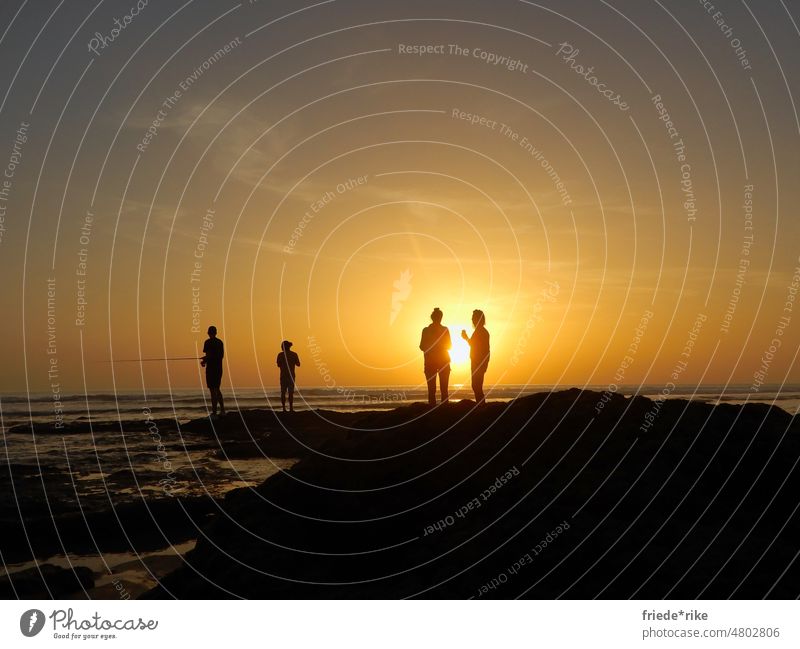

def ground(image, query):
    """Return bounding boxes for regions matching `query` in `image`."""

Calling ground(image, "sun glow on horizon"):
[448,325,471,368]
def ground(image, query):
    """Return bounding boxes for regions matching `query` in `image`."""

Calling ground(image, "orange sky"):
[1,0,798,392]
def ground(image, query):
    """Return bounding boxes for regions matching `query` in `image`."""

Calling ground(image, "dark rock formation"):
[144,390,800,599]
[0,564,94,598]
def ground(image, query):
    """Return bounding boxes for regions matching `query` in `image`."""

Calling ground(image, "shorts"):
[280,375,296,390]
[205,365,222,389]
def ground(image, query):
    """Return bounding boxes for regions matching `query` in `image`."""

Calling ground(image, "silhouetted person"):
[419,307,452,405]
[462,310,490,405]
[200,325,225,417]
[276,340,300,412]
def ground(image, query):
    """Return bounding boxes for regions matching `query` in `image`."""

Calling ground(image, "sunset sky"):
[1,0,798,392]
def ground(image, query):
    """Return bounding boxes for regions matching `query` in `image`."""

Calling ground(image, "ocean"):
[3,383,799,429]
[2,384,796,503]
[2,384,798,431]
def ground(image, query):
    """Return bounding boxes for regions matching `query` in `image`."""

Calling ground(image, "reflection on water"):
[5,540,197,600]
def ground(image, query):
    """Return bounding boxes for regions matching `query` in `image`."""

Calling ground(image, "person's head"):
[472,310,485,327]
[281,340,293,351]
[430,307,443,324]
[208,325,217,338]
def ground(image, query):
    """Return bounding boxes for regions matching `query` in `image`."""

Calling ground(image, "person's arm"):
[201,341,208,366]
[444,328,452,350]
[220,341,224,360]
[461,329,471,344]
[419,329,426,352]
[294,354,301,368]
[276,354,282,368]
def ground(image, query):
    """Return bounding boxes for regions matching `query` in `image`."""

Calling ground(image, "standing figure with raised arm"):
[277,340,301,412]
[462,309,490,405]
[419,307,452,406]
[200,325,225,417]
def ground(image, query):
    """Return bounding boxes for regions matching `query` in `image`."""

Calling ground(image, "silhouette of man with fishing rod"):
[102,325,226,418]
[200,325,225,417]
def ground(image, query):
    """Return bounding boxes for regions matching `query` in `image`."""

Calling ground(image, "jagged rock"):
[143,390,800,599]
[0,564,94,598]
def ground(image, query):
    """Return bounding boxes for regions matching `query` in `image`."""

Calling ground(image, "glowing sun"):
[448,326,471,367]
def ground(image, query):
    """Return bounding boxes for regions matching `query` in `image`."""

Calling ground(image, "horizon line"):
[6,382,800,397]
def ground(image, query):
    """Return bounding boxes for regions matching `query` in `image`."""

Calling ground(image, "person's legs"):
[472,369,485,404]
[288,386,295,412]
[209,386,218,415]
[440,366,450,403]
[425,367,436,405]
[280,385,287,411]
[216,388,226,415]
[207,367,223,416]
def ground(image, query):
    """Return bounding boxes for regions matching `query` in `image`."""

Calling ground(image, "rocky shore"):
[4,390,798,598]
[141,389,800,599]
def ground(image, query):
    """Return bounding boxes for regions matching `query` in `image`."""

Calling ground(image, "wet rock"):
[146,390,800,599]
[0,564,94,598]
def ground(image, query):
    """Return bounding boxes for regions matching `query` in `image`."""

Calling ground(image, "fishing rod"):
[99,357,202,363]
